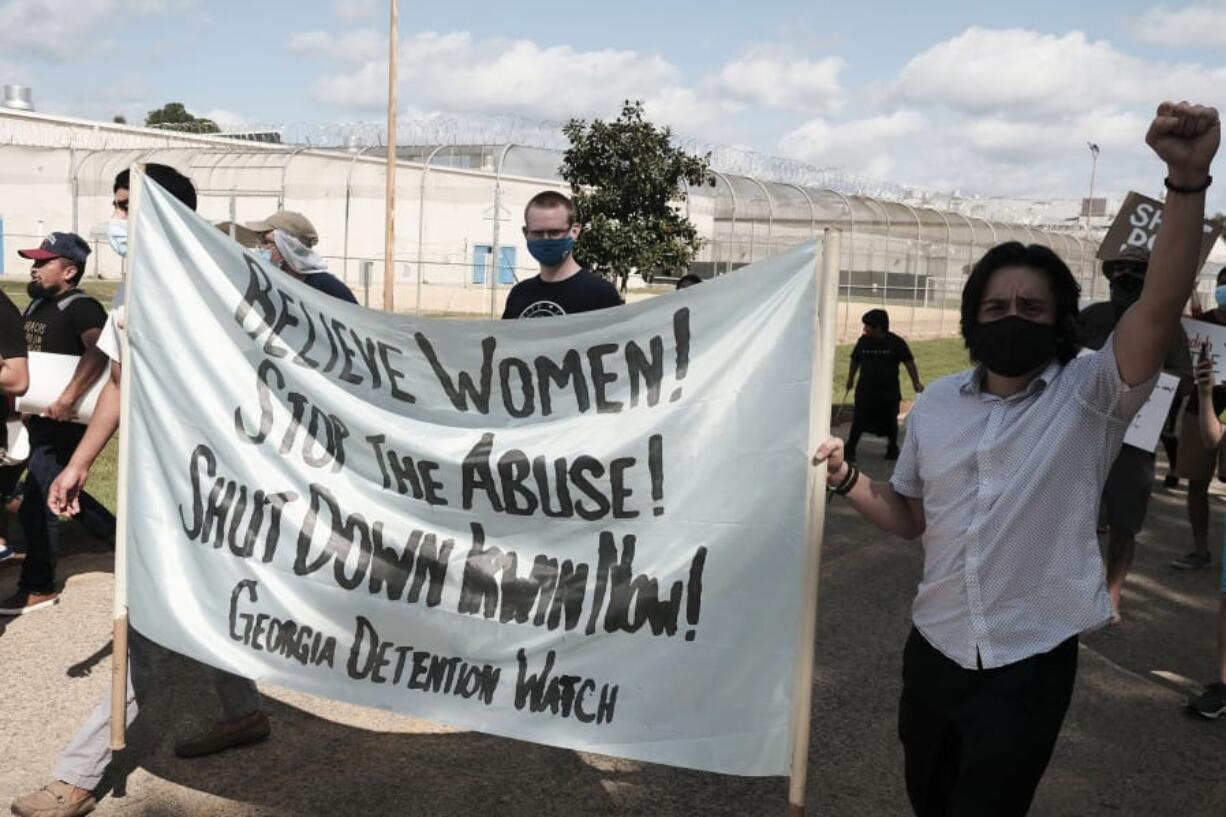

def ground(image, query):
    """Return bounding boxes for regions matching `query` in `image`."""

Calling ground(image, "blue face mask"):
[257,248,274,264]
[1215,285,1226,308]
[526,236,574,267]
[107,219,128,257]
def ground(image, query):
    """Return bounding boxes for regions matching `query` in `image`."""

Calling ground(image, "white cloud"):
[0,0,194,60]
[296,30,681,121]
[778,110,926,175]
[1130,2,1226,48]
[333,0,378,21]
[201,108,246,128]
[895,27,1226,118]
[712,52,844,114]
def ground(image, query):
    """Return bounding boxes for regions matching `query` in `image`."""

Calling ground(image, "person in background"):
[1172,266,1226,570]
[676,273,703,290]
[1077,245,1192,621]
[845,308,923,462]
[503,190,622,319]
[246,211,357,304]
[1189,344,1226,718]
[813,101,1218,817]
[0,233,112,615]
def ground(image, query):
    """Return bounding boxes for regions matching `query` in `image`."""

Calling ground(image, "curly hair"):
[960,242,1082,365]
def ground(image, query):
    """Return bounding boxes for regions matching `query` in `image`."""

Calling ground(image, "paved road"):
[3,429,1226,816]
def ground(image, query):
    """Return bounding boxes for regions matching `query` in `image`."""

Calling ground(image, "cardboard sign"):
[1124,372,1179,452]
[1098,191,1221,265]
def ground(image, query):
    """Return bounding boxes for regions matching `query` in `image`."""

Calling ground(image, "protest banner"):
[1098,191,1221,265]
[112,168,834,781]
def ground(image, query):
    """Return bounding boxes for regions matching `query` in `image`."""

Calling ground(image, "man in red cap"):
[0,232,113,616]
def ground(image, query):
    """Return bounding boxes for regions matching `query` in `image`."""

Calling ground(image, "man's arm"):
[47,362,120,517]
[1115,102,1220,387]
[846,359,859,391]
[1195,352,1225,449]
[812,437,926,539]
[904,359,923,392]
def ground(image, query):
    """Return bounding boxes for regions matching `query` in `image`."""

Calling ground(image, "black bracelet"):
[832,464,860,496]
[1165,175,1212,194]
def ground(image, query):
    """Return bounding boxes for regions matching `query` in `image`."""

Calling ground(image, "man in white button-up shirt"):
[816,101,1219,817]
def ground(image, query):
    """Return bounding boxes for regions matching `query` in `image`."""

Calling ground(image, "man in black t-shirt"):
[845,309,923,462]
[502,190,622,319]
[0,232,114,616]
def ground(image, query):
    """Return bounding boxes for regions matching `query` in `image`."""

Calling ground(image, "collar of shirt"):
[957,359,1062,402]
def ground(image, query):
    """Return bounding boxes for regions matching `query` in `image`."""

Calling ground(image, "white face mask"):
[107,219,128,257]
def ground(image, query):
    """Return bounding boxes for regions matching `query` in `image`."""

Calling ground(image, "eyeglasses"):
[112,199,129,212]
[523,228,573,241]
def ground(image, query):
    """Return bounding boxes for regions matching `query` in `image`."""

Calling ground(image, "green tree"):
[112,115,127,124]
[560,100,712,290]
[144,102,219,133]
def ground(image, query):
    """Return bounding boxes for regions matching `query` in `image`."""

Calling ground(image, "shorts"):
[1101,447,1155,536]
[1176,416,1226,482]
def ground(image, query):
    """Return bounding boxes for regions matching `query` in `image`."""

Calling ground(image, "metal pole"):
[383,0,398,312]
[1085,143,1100,301]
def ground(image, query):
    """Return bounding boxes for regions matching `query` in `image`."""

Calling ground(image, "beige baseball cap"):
[245,210,318,247]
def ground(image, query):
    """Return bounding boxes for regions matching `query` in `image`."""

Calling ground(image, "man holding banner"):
[815,101,1218,816]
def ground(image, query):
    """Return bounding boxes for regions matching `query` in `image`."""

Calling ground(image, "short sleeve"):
[896,336,914,363]
[96,308,122,362]
[850,338,864,363]
[66,296,107,338]
[597,276,623,308]
[888,403,924,498]
[1076,332,1158,421]
[0,294,26,359]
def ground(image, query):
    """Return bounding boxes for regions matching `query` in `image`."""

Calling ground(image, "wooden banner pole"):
[110,164,148,750]
[787,229,843,815]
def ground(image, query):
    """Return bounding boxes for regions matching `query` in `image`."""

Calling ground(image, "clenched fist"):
[1146,101,1220,187]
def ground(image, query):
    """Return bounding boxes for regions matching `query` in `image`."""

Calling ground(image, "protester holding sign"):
[814,101,1218,816]
[845,308,923,462]
[1187,347,1226,718]
[502,191,622,318]
[1077,245,1193,621]
[1173,266,1226,571]
[0,289,30,563]
[0,234,113,617]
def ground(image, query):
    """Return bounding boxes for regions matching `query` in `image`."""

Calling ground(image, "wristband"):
[1164,175,1212,194]
[832,464,860,496]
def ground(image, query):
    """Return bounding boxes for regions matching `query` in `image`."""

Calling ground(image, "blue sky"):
[3,0,1225,208]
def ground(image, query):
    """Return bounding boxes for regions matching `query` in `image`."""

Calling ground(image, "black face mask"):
[970,315,1059,377]
[1108,275,1144,316]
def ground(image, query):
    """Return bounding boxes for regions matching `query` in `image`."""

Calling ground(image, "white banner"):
[121,173,822,776]
[17,351,108,423]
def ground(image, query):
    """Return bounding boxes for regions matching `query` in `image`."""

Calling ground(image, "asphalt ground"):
[3,425,1226,816]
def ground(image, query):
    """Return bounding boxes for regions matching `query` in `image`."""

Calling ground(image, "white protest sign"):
[16,351,108,423]
[1124,373,1179,452]
[1181,317,1226,380]
[121,174,821,777]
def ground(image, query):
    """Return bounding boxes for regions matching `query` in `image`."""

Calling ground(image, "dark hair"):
[113,163,198,211]
[1217,267,1226,286]
[861,308,889,331]
[676,274,703,289]
[63,257,86,286]
[524,190,576,226]
[961,242,1081,365]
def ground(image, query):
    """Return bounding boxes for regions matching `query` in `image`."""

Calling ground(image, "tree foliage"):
[560,100,712,288]
[145,102,219,134]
